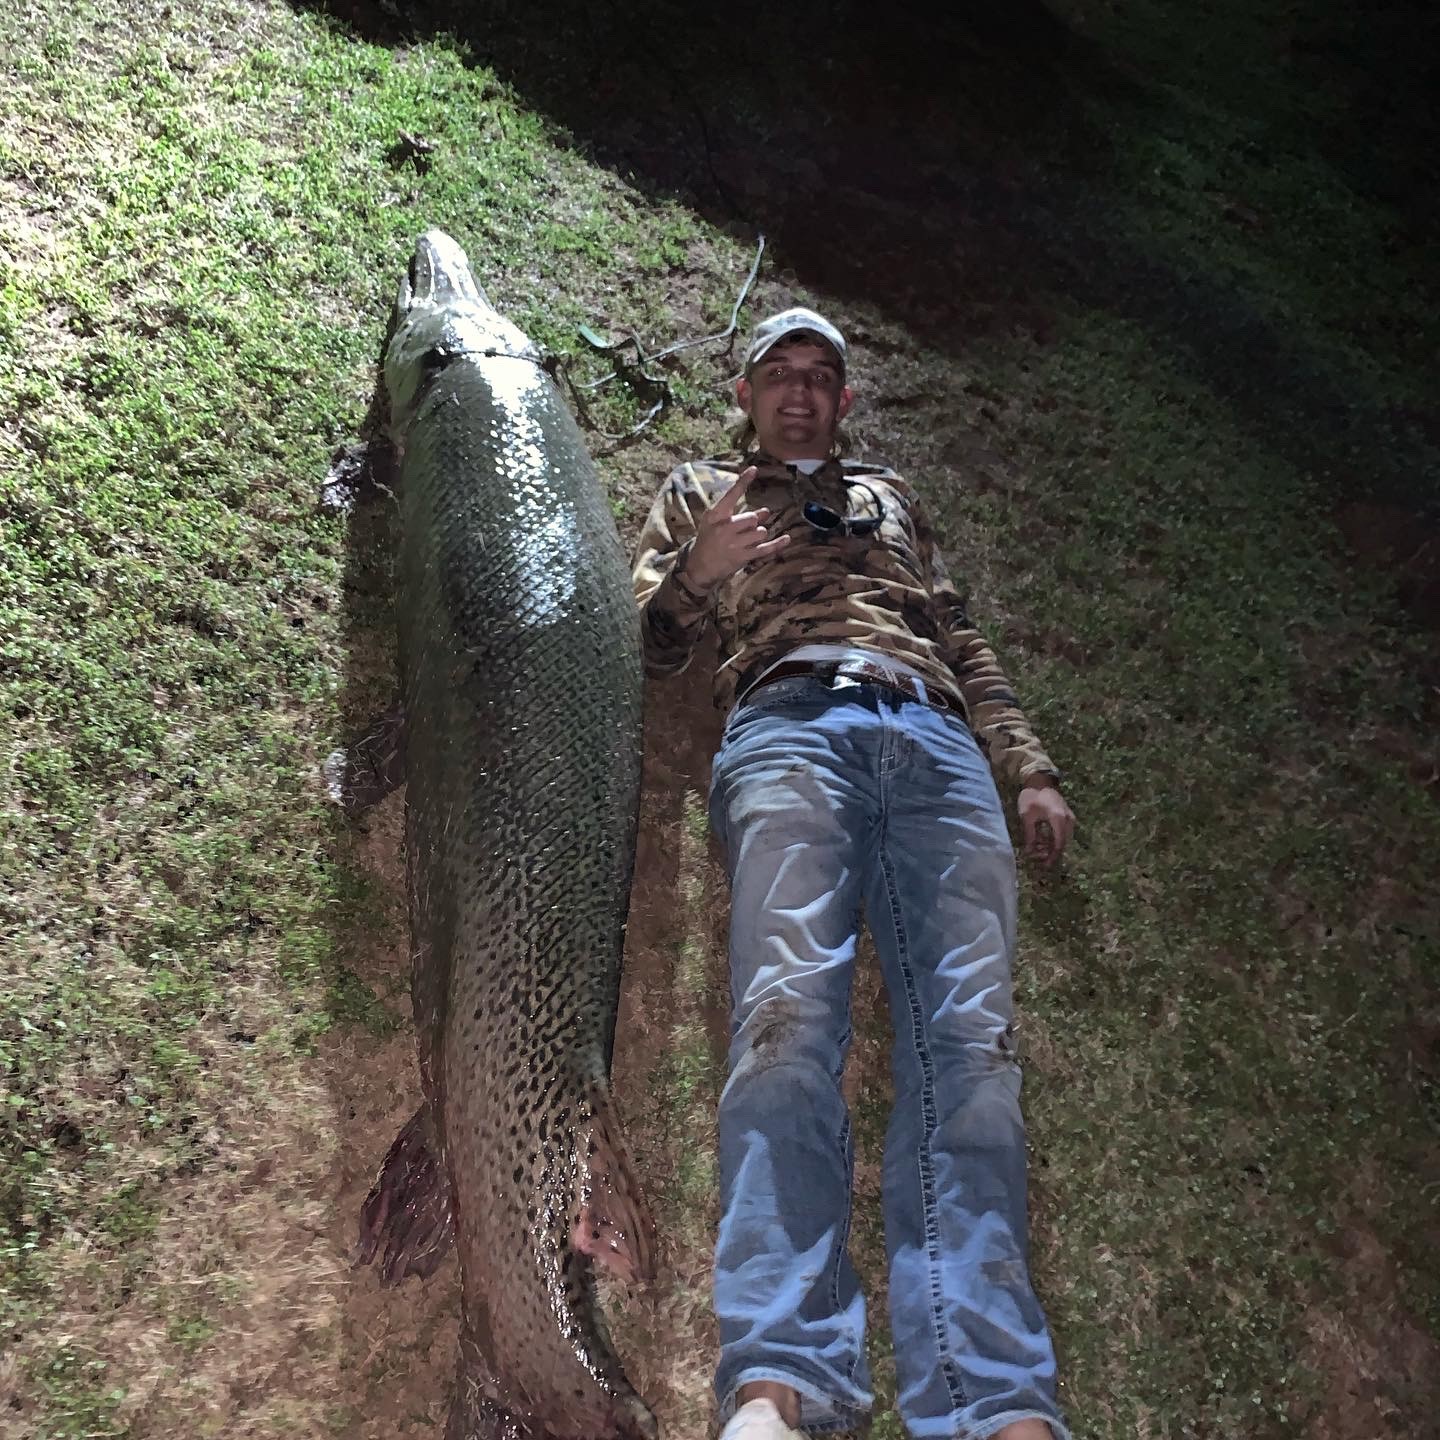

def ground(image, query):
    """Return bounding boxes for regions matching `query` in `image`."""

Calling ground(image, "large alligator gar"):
[353,229,653,1440]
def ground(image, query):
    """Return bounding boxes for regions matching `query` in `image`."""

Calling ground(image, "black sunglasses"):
[802,480,885,538]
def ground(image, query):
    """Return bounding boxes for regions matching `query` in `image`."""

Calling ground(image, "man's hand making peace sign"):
[680,467,791,593]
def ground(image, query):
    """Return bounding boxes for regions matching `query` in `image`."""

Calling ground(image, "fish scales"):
[362,231,653,1440]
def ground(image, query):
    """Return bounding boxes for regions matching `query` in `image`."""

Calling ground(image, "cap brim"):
[746,330,846,374]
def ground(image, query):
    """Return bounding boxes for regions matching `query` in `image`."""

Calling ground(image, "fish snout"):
[405,228,486,312]
[384,228,539,433]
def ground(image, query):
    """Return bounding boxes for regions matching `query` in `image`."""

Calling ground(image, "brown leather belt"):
[741,657,968,721]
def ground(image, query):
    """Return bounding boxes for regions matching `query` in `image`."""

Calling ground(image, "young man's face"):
[737,337,853,461]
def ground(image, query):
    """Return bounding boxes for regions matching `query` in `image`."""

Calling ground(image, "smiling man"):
[632,307,1074,1440]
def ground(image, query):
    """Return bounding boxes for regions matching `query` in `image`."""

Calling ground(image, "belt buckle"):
[852,659,917,705]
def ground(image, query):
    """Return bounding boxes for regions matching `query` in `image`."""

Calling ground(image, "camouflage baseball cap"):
[743,306,847,375]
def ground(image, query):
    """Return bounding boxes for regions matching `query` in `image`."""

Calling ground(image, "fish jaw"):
[385,228,541,435]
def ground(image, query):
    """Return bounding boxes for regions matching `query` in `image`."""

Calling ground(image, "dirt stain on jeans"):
[739,1004,805,1075]
[981,1258,1028,1289]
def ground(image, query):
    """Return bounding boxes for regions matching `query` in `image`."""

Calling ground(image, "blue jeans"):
[707,675,1068,1440]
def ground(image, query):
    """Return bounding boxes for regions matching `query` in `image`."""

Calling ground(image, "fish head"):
[385,228,541,433]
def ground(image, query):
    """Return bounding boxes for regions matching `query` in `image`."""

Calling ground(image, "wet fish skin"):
[362,229,653,1440]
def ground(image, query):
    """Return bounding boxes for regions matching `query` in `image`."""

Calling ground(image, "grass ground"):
[2,0,1436,1436]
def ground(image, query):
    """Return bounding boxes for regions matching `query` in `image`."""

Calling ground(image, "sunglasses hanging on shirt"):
[802,479,886,539]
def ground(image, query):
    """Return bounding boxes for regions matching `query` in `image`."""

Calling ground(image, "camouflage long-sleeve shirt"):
[632,453,1060,788]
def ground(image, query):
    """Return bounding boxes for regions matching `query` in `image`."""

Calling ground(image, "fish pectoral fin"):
[571,1093,655,1285]
[324,702,406,816]
[356,1102,455,1284]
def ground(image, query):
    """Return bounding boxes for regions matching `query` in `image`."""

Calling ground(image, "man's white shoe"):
[719,1398,808,1440]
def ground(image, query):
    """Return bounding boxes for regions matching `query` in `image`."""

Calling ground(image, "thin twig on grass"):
[559,233,766,453]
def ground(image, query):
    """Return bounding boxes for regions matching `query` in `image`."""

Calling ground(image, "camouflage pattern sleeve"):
[916,503,1062,789]
[631,462,719,678]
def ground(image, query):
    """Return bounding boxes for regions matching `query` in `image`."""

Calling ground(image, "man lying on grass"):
[633,307,1076,1440]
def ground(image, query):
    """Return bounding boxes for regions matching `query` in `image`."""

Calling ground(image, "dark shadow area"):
[295,0,1438,528]
[1282,0,1440,236]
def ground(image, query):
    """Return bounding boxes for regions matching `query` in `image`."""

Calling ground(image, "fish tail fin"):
[356,1102,454,1283]
[572,1089,655,1285]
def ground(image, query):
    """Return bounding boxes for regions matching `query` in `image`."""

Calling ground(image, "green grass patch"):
[26,1344,127,1440]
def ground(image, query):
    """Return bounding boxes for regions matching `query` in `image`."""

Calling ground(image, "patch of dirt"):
[324,788,459,1440]
[1364,722,1440,803]
[8,979,350,1440]
[1335,500,1440,630]
[1300,1224,1440,1439]
[609,662,731,1437]
[1002,620,1103,670]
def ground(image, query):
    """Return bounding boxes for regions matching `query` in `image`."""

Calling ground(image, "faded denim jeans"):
[707,675,1068,1440]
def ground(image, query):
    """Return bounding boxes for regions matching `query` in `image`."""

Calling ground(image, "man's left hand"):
[1017,778,1075,869]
